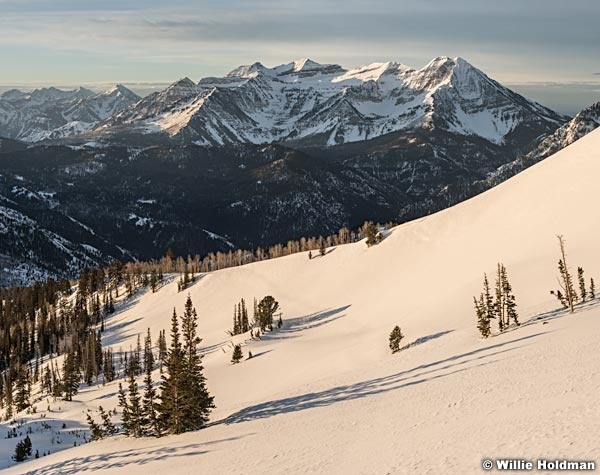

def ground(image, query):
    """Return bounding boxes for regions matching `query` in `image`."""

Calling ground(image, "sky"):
[1,0,599,114]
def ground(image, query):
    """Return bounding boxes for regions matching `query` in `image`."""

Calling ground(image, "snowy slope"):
[2,128,600,473]
[97,56,564,147]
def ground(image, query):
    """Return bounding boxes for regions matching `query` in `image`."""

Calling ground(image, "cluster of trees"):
[474,236,597,338]
[231,299,250,336]
[115,295,214,437]
[0,258,169,419]
[474,263,519,338]
[550,235,595,312]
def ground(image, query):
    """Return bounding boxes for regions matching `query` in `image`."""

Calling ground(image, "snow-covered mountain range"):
[1,57,565,147]
[0,85,140,142]
[95,56,565,147]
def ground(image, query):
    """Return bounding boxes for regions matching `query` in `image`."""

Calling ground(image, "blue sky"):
[1,0,599,114]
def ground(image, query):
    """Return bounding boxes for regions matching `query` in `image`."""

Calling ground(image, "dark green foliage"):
[256,296,280,332]
[578,267,587,302]
[99,406,117,436]
[363,221,381,247]
[12,436,32,462]
[126,372,143,437]
[231,345,243,364]
[590,278,596,300]
[389,326,404,353]
[474,294,491,338]
[319,238,326,256]
[556,235,577,313]
[86,412,104,441]
[142,349,160,437]
[159,298,214,434]
[232,299,250,336]
[14,365,30,412]
[62,351,81,401]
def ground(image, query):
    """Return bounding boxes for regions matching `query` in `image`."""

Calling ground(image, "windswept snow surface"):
[3,129,600,474]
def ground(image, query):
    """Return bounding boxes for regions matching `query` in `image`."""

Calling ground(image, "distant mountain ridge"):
[0,85,140,142]
[0,57,565,147]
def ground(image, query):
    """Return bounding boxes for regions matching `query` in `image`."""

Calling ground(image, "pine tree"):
[118,382,131,435]
[475,294,491,338]
[86,411,104,440]
[99,406,117,436]
[389,326,404,353]
[14,365,30,412]
[231,345,243,364]
[501,264,519,326]
[62,351,80,401]
[241,299,249,333]
[256,296,279,331]
[482,274,496,327]
[158,309,186,434]
[578,267,587,302]
[143,328,154,375]
[319,239,326,256]
[180,295,214,431]
[557,235,577,313]
[363,222,380,247]
[126,371,143,437]
[142,352,160,437]
[494,264,506,331]
[590,278,596,300]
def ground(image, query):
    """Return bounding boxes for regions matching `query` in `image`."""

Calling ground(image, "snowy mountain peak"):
[226,62,267,78]
[168,77,197,90]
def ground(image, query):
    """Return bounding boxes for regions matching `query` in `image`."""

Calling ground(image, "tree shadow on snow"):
[224,332,548,424]
[398,330,454,352]
[20,435,253,474]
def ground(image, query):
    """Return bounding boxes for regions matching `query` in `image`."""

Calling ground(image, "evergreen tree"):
[14,365,30,412]
[556,235,577,313]
[231,345,243,364]
[319,239,326,256]
[256,296,279,331]
[62,351,80,401]
[475,294,491,338]
[363,222,380,247]
[158,309,186,434]
[118,382,131,435]
[99,406,117,436]
[590,278,596,300]
[86,411,104,441]
[12,437,31,462]
[142,352,160,437]
[578,267,587,302]
[126,371,143,437]
[143,328,154,375]
[180,295,214,431]
[389,326,404,353]
[482,274,496,327]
